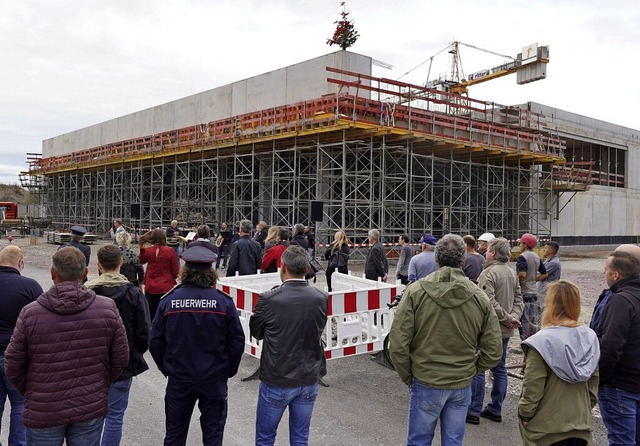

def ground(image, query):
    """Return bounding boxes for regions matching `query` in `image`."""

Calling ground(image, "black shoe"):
[480,409,502,423]
[465,414,480,425]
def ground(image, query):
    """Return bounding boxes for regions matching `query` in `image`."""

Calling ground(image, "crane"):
[430,41,550,96]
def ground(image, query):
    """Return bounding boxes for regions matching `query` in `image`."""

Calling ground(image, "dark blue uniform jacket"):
[149,284,245,381]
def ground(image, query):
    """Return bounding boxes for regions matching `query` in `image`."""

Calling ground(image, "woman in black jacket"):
[324,230,350,292]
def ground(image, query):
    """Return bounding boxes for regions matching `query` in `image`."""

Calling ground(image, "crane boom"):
[438,42,549,96]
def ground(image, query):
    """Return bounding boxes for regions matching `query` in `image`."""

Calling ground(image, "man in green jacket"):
[389,233,502,446]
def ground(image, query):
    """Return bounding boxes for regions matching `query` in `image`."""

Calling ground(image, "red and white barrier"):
[216,271,404,361]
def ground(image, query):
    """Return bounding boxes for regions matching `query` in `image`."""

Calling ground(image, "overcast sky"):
[1,0,639,185]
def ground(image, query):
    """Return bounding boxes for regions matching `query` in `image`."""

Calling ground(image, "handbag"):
[215,234,224,247]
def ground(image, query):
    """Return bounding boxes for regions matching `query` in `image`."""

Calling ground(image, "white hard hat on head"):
[477,232,495,242]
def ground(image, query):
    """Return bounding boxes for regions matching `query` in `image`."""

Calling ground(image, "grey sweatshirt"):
[523,325,600,383]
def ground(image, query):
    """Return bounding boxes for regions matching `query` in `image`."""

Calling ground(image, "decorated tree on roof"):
[326,2,359,50]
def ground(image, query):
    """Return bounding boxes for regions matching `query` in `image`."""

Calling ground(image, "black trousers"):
[550,438,587,446]
[145,292,164,321]
[164,378,228,446]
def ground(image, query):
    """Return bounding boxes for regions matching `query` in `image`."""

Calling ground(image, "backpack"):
[331,249,347,269]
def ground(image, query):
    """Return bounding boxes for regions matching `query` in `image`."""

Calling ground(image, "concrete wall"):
[544,185,640,237]
[523,102,640,239]
[42,51,372,157]
[527,102,640,189]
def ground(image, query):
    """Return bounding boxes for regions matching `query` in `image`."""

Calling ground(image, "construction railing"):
[31,71,567,174]
[217,271,404,361]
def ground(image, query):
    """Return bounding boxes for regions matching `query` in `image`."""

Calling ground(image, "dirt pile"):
[0,184,31,203]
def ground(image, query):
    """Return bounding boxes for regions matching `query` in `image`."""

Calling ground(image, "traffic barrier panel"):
[216,271,404,361]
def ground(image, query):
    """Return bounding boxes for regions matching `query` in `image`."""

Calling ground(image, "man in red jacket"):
[5,247,129,446]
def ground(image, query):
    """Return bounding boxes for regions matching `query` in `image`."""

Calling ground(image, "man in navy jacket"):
[0,246,43,445]
[150,247,244,446]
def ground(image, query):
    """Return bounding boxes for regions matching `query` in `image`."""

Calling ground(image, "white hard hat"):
[477,232,495,242]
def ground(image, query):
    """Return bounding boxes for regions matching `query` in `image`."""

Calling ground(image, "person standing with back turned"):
[250,245,328,446]
[0,246,43,446]
[150,247,244,446]
[519,280,600,446]
[85,245,151,446]
[389,234,502,446]
[467,237,523,426]
[4,247,128,446]
[396,234,414,285]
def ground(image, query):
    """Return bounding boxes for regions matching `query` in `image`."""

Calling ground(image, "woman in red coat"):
[139,229,179,319]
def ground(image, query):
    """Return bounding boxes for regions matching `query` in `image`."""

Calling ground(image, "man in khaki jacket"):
[467,237,523,425]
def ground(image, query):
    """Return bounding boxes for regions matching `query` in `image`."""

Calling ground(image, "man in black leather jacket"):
[249,245,328,445]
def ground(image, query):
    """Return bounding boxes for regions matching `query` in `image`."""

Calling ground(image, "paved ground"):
[2,263,609,445]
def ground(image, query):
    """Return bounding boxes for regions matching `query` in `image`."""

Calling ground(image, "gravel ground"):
[8,235,611,403]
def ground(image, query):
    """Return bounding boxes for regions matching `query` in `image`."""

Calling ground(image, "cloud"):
[1,0,638,186]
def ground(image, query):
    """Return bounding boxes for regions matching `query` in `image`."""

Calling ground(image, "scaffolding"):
[28,67,584,244]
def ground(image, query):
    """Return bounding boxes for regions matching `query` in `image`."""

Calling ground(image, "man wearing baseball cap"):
[516,233,547,340]
[408,234,438,283]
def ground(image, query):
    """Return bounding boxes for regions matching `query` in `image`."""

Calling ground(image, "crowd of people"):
[0,219,638,446]
[388,233,639,446]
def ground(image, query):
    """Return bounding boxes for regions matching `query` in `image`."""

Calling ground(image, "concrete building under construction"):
[24,51,640,246]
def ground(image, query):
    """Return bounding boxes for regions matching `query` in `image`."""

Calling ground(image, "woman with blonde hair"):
[323,230,350,292]
[263,226,280,252]
[518,280,600,446]
[138,228,179,319]
[115,231,145,289]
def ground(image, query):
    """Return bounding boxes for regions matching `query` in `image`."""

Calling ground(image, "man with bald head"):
[592,245,640,445]
[0,246,43,445]
[590,244,640,331]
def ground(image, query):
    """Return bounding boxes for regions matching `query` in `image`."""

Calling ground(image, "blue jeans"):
[469,338,509,416]
[25,416,104,446]
[255,382,318,446]
[520,294,540,340]
[216,245,228,269]
[0,354,26,446]
[101,378,132,446]
[598,385,640,446]
[407,379,471,446]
